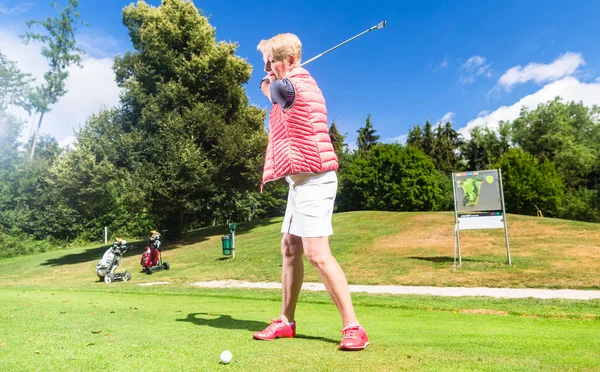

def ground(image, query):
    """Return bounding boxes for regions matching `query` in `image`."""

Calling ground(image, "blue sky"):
[1,0,599,147]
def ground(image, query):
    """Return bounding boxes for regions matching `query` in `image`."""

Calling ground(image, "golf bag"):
[141,230,169,274]
[96,238,132,284]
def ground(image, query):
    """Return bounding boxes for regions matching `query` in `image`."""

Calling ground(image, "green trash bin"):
[221,235,232,255]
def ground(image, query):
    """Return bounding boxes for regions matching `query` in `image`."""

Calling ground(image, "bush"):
[0,231,55,259]
[559,187,600,222]
[337,144,446,212]
[491,148,564,217]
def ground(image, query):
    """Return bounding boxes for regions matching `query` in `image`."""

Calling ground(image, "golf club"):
[301,20,387,67]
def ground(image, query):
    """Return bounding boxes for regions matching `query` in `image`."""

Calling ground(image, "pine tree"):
[422,119,434,156]
[356,114,380,154]
[431,121,462,173]
[406,124,423,150]
[329,120,346,158]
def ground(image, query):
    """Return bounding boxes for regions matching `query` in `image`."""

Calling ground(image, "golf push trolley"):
[96,238,132,284]
[141,230,170,274]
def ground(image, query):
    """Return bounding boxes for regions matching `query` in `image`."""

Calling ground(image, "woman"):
[253,33,369,351]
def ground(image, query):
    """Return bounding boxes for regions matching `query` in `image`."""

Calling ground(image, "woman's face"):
[264,54,293,79]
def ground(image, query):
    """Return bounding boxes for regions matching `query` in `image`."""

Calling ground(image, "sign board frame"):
[452,169,511,267]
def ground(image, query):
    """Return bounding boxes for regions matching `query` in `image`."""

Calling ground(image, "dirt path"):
[188,280,600,300]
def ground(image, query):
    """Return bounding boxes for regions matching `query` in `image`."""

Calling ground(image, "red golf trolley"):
[141,230,170,274]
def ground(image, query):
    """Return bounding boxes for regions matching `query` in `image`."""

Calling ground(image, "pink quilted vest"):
[261,66,338,190]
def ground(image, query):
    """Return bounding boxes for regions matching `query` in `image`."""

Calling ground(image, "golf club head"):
[376,20,386,30]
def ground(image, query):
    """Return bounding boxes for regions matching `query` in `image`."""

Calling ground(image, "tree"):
[0,56,30,234]
[422,119,434,156]
[461,122,511,170]
[431,121,463,173]
[0,111,26,235]
[0,51,31,158]
[47,144,151,240]
[356,114,379,154]
[511,98,600,189]
[329,120,346,158]
[21,0,86,160]
[491,148,564,217]
[406,124,423,150]
[45,108,156,240]
[0,134,65,240]
[558,187,599,223]
[0,51,33,111]
[112,0,267,236]
[337,144,446,212]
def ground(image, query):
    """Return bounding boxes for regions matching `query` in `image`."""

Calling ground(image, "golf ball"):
[220,350,232,364]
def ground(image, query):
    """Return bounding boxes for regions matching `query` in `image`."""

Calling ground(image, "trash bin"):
[221,235,232,255]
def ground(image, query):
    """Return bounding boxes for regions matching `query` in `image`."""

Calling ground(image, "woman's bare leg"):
[302,236,358,326]
[279,233,304,322]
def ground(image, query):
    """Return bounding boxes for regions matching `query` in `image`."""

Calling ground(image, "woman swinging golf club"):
[253,31,378,351]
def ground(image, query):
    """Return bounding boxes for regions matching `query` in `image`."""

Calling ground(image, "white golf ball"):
[220,350,232,364]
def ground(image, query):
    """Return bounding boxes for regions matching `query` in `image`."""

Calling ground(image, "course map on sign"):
[454,171,502,212]
[461,175,495,206]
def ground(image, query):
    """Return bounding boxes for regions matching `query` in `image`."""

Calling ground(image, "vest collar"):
[284,65,307,79]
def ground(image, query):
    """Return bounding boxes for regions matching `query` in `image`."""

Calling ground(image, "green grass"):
[1,211,600,370]
[1,287,599,371]
[1,211,599,289]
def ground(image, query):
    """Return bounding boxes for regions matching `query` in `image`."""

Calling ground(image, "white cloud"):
[498,52,585,91]
[460,55,491,85]
[59,135,76,149]
[384,134,407,145]
[431,57,449,73]
[438,112,455,124]
[459,77,600,138]
[77,29,123,58]
[1,27,121,146]
[346,142,357,153]
[463,56,485,70]
[0,1,33,14]
[440,57,448,68]
[459,76,475,85]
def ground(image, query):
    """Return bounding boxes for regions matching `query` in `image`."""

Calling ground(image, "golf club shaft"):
[301,20,386,67]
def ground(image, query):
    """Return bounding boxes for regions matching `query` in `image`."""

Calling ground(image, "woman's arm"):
[269,78,296,110]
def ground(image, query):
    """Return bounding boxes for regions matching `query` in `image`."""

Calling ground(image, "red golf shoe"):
[253,319,296,340]
[339,325,369,351]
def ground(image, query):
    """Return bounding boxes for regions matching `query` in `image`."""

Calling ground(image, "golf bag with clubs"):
[141,230,170,274]
[96,238,132,284]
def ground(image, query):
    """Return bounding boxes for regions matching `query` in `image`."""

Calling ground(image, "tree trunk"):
[29,110,45,161]
[28,112,38,142]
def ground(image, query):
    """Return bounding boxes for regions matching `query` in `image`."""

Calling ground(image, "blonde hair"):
[257,33,302,66]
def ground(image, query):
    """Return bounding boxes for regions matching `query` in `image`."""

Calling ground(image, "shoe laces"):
[265,318,284,331]
[341,325,361,338]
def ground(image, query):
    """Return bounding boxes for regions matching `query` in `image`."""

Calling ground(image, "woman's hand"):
[260,74,276,99]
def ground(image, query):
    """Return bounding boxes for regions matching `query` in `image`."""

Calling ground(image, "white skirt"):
[281,171,337,237]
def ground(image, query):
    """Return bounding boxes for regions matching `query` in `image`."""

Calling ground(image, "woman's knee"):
[281,234,303,258]
[304,244,332,270]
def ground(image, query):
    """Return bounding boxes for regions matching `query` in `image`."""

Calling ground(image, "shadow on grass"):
[177,312,267,331]
[40,217,277,267]
[181,218,279,243]
[40,241,144,267]
[177,313,338,345]
[408,256,492,263]
[294,334,339,345]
